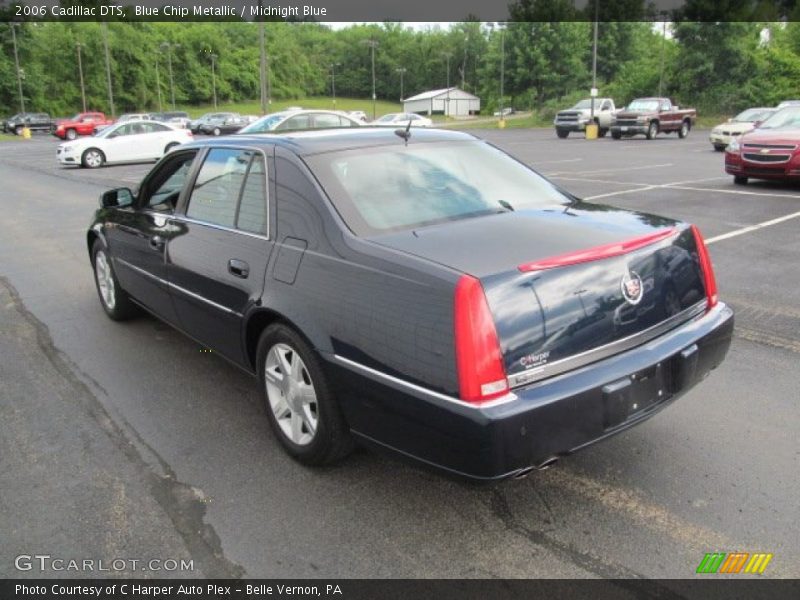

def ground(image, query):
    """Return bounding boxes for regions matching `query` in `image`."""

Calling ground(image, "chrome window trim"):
[167,214,270,241]
[331,354,518,411]
[507,300,708,389]
[114,257,242,317]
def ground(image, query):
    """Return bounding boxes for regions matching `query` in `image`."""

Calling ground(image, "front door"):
[166,146,274,364]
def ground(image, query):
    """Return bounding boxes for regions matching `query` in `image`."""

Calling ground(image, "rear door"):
[166,145,274,364]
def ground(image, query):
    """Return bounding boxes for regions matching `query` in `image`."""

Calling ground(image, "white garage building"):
[402,87,481,117]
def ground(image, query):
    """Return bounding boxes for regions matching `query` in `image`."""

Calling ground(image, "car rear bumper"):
[328,302,733,481]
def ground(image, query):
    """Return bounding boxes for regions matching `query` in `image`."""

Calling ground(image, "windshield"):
[758,107,800,130]
[239,113,289,133]
[733,108,773,123]
[571,100,593,109]
[625,100,660,112]
[306,141,572,236]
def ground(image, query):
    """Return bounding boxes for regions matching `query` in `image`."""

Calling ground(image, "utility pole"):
[658,19,667,97]
[102,23,115,117]
[259,0,267,114]
[499,25,505,120]
[395,67,406,102]
[10,24,25,113]
[441,51,453,117]
[461,34,468,90]
[76,42,87,112]
[329,63,340,108]
[210,53,218,108]
[160,42,179,110]
[154,55,163,112]
[364,39,379,120]
[591,0,598,120]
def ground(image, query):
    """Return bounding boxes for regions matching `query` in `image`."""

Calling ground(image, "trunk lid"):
[371,204,709,385]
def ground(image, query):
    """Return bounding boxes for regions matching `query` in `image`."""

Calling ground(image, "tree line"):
[2,12,800,117]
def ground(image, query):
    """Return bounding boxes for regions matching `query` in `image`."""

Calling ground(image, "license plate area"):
[602,363,669,430]
[621,126,629,131]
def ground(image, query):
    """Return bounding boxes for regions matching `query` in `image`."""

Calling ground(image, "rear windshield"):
[306,140,572,236]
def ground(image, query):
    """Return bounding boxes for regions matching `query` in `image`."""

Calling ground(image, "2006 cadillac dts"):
[87,128,733,480]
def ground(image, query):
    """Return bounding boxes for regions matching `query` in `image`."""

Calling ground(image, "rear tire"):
[257,323,353,466]
[14,125,23,136]
[556,129,569,139]
[611,130,622,140]
[733,176,749,185]
[91,240,139,321]
[678,119,691,139]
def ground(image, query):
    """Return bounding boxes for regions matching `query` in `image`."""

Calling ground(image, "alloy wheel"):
[264,343,318,446]
[94,250,116,310]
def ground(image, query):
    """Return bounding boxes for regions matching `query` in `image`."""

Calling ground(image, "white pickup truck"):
[553,98,616,138]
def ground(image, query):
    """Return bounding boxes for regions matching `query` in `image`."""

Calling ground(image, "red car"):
[725,106,800,184]
[52,112,115,141]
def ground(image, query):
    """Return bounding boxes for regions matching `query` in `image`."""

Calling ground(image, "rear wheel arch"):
[244,309,323,373]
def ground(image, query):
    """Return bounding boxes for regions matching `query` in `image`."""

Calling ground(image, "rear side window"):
[186,148,268,234]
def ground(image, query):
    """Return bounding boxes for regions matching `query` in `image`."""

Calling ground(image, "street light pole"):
[395,67,406,102]
[364,39,379,120]
[154,55,163,112]
[102,23,115,117]
[329,63,340,108]
[76,42,87,113]
[658,19,667,97]
[10,24,25,113]
[462,34,468,90]
[259,18,267,114]
[210,53,218,108]
[160,42,179,110]
[441,52,453,117]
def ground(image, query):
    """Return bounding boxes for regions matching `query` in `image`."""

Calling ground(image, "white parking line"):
[668,185,800,199]
[548,163,673,177]
[532,158,584,165]
[585,187,657,200]
[706,210,800,244]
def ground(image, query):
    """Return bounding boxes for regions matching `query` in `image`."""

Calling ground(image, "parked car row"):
[554,97,697,140]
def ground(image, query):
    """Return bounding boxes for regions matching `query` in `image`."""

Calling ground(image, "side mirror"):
[752,120,763,129]
[99,187,134,209]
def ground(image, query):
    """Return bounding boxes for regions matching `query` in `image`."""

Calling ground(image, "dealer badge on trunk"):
[621,271,644,305]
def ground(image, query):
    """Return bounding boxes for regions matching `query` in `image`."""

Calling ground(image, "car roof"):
[181,127,476,156]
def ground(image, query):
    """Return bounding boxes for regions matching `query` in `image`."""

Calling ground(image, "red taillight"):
[454,275,509,404]
[518,228,677,272]
[691,225,718,310]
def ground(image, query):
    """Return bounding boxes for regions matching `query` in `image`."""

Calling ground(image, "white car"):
[709,107,776,151]
[117,113,151,123]
[57,120,193,168]
[238,110,363,134]
[371,113,433,127]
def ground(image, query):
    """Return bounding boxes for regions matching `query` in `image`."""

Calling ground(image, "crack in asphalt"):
[1,275,246,580]
[487,489,689,599]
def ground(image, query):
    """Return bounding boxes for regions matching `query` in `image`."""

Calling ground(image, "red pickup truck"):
[52,112,115,140]
[610,98,696,140]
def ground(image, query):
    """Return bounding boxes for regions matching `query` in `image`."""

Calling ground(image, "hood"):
[739,128,800,146]
[713,122,754,134]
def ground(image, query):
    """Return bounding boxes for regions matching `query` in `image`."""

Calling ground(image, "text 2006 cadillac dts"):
[87,128,733,481]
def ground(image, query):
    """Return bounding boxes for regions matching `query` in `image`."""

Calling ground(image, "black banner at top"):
[1,0,800,22]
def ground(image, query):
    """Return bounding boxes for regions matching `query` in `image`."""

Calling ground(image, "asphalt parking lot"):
[0,128,798,582]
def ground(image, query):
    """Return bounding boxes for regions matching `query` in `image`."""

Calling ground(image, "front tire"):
[556,129,569,139]
[91,241,139,321]
[678,119,691,139]
[713,144,726,152]
[213,127,221,136]
[598,127,608,138]
[257,323,353,466]
[66,128,78,141]
[646,121,659,140]
[82,148,105,168]
[611,130,622,140]
[734,175,749,185]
